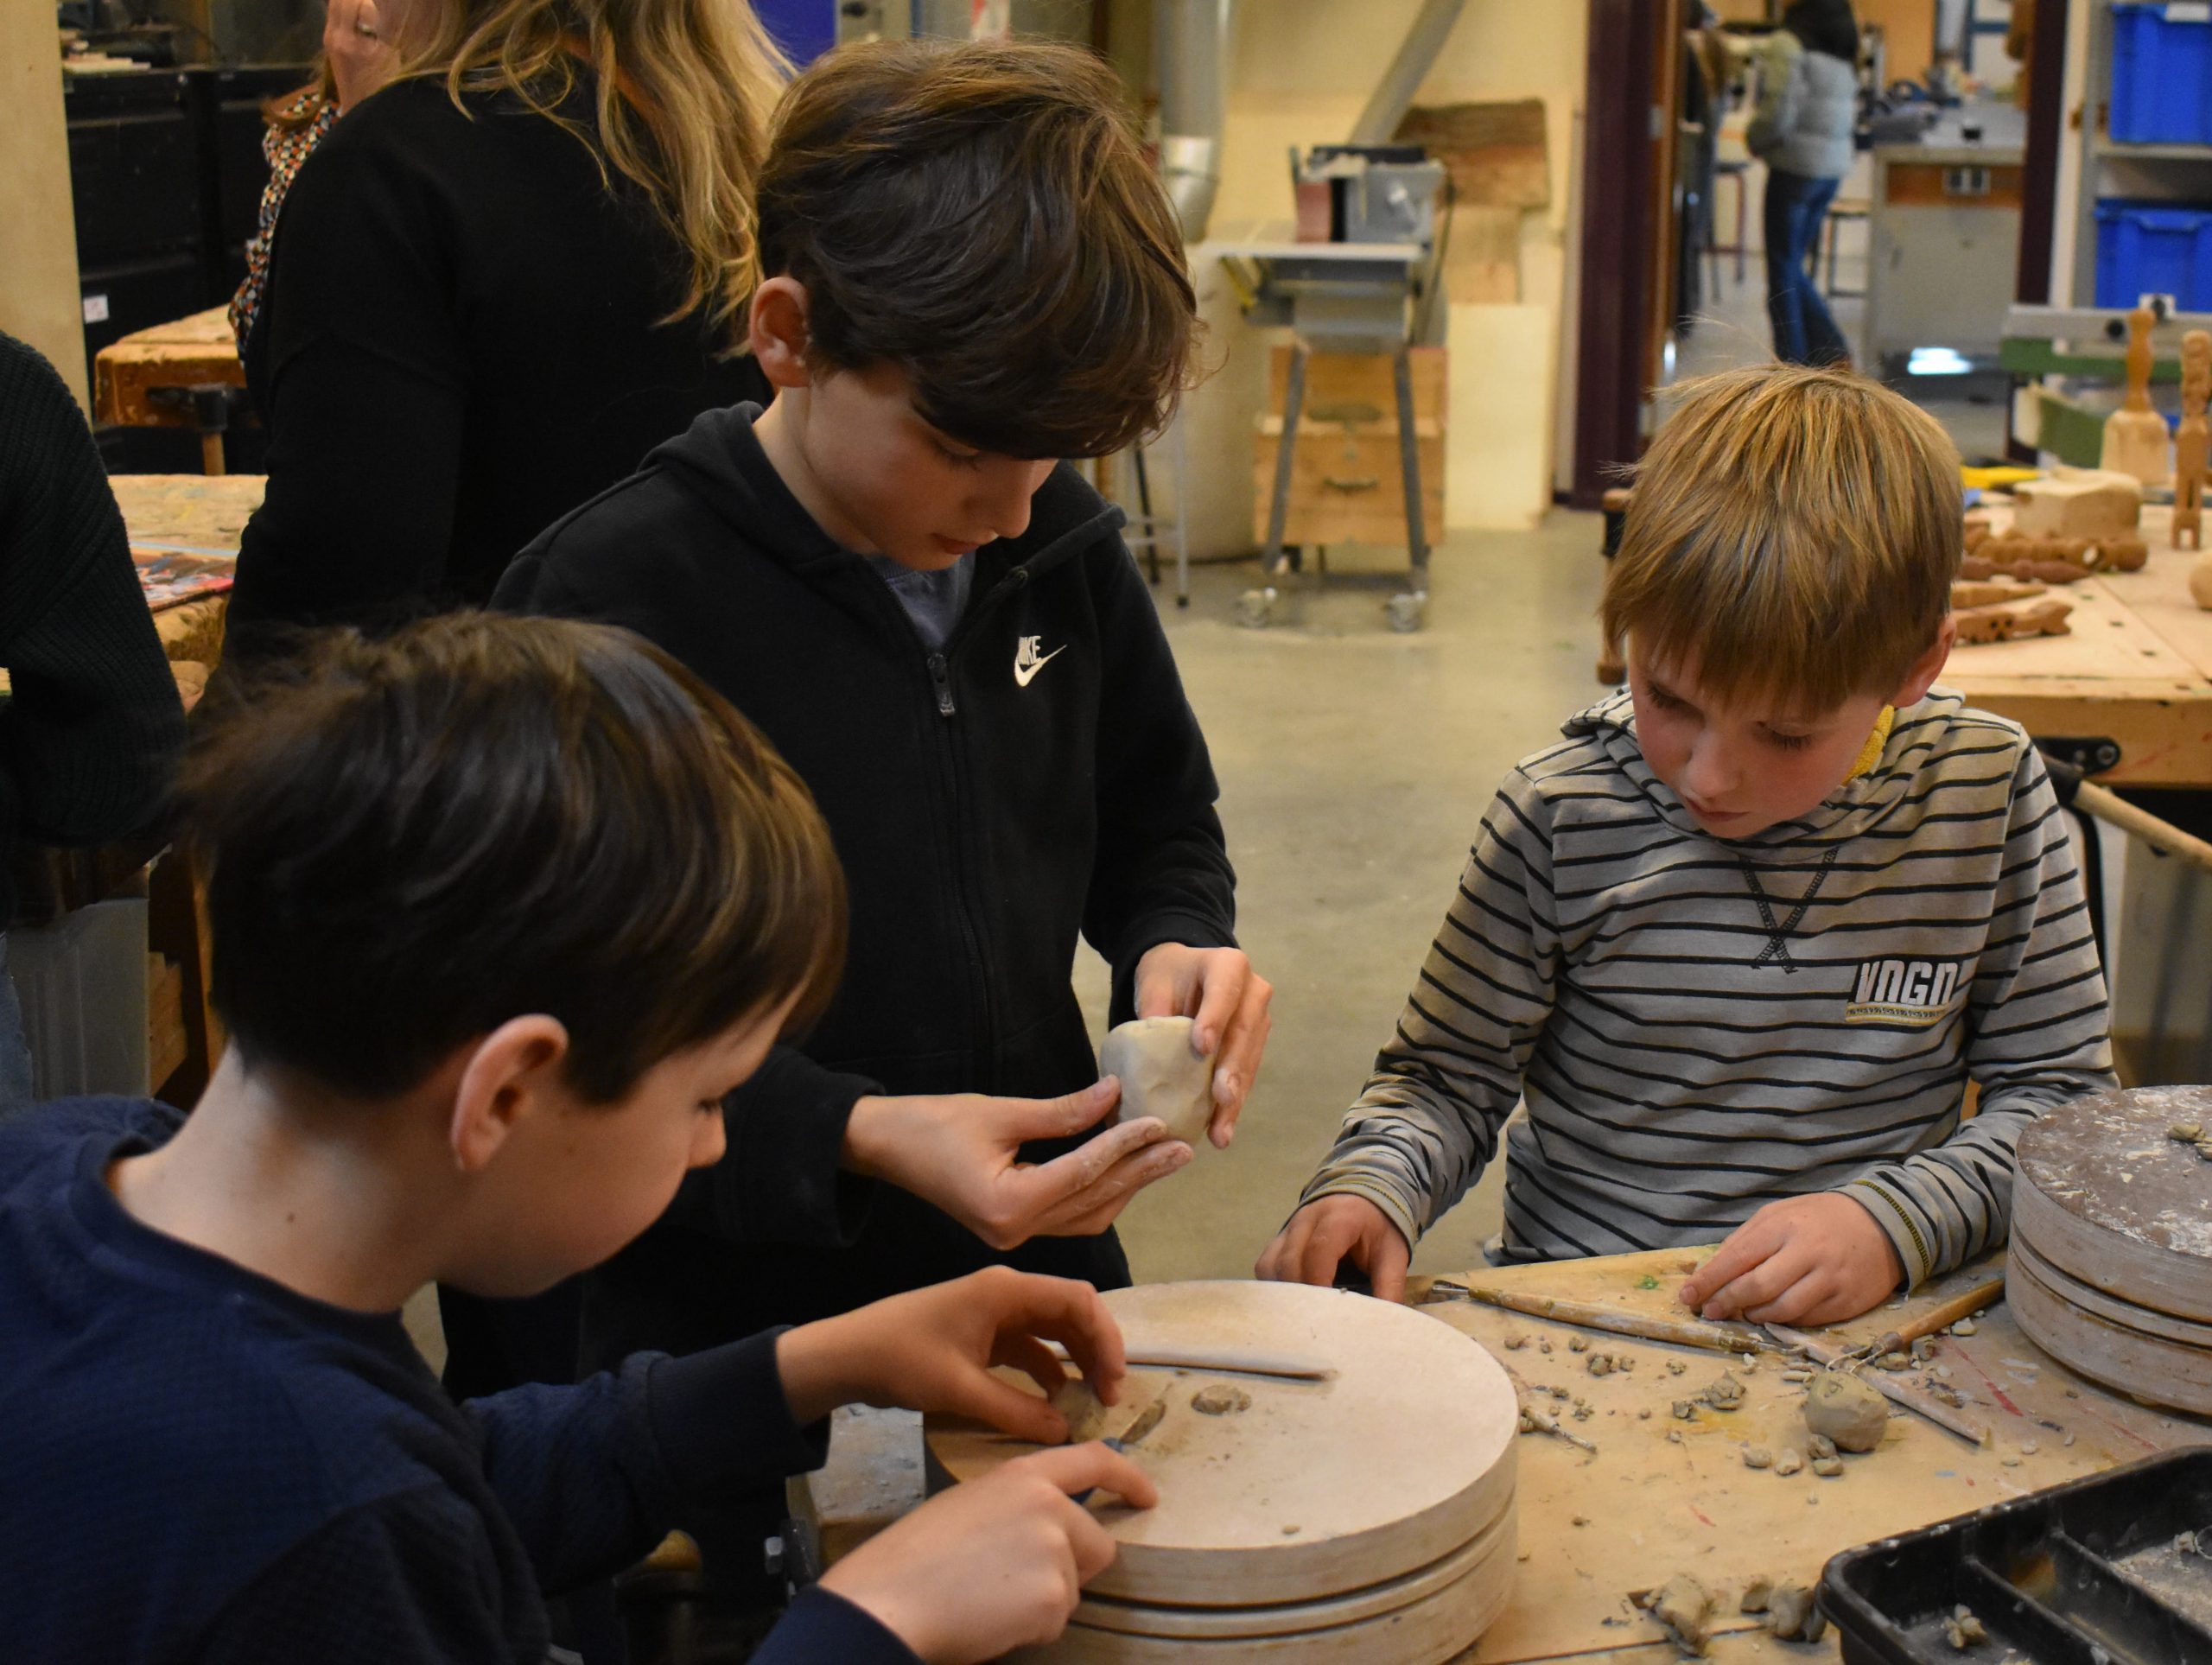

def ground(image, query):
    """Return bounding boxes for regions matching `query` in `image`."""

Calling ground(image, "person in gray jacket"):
[1748,0,1859,364]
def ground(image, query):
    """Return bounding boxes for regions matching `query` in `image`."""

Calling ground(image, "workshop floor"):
[1097,516,1608,1284]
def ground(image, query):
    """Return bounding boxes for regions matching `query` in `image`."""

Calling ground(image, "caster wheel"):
[1236,586,1280,628]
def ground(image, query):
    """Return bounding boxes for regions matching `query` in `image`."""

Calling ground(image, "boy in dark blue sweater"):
[0,615,1154,1662]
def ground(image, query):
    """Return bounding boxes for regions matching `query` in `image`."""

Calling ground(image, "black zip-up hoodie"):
[496,404,1237,1350]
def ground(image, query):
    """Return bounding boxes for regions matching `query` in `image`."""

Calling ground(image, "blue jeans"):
[1764,168,1848,365]
[0,935,33,1115]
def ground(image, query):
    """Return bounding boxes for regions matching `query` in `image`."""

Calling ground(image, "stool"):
[1821,197,1870,298]
[1707,158,1750,291]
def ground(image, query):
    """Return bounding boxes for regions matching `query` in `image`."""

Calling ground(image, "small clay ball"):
[1097,1016,1217,1146]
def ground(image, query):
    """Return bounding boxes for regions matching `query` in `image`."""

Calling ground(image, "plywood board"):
[928,1281,1518,1610]
[1395,101,1551,210]
[1413,1294,2209,1664]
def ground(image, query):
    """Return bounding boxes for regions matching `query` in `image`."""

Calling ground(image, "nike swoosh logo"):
[1014,645,1067,688]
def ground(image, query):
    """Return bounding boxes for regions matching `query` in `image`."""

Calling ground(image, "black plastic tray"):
[1821,1446,2212,1665]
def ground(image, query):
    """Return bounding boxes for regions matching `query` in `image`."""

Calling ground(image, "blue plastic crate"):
[2094,200,2212,308]
[2111,4,2212,145]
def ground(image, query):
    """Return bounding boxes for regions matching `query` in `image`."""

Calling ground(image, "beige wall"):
[1169,0,1589,547]
[0,16,87,411]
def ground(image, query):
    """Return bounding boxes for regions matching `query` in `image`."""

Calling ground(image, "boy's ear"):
[448,1016,572,1173]
[748,276,815,391]
[1888,615,1957,709]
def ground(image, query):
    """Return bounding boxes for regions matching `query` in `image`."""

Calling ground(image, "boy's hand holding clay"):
[1681,1192,1905,1326]
[776,1265,1128,1443]
[1134,943,1274,1146]
[822,1441,1156,1664]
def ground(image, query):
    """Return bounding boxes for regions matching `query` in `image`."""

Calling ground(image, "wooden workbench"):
[1942,505,2212,788]
[793,1249,2209,1662]
[92,307,245,430]
[111,471,259,676]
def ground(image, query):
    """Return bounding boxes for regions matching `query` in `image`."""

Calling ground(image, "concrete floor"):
[1096,519,1608,1284]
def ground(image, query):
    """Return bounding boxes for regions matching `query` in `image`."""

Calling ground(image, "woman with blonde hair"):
[227,0,788,651]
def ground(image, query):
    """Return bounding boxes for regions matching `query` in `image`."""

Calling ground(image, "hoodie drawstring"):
[1739,845,1840,972]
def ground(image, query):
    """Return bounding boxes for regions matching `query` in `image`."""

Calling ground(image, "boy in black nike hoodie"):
[495,38,1271,1362]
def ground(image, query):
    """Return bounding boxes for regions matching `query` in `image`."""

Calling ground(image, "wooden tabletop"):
[111,472,259,670]
[792,1249,2211,1662]
[1938,503,2212,788]
[93,307,245,429]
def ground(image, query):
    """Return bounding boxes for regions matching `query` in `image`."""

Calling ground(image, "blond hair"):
[1601,363,1962,714]
[401,0,789,347]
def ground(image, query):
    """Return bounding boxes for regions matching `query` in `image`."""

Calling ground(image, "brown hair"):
[756,37,1197,460]
[183,614,844,1103]
[1600,363,1963,713]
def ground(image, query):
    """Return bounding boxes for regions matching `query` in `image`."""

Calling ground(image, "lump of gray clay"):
[1649,1573,1715,1657]
[1768,1584,1826,1643]
[1803,1374,1889,1452]
[1098,1015,1217,1146]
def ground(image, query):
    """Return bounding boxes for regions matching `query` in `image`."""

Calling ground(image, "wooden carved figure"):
[2101,305,2171,488]
[2175,329,2209,551]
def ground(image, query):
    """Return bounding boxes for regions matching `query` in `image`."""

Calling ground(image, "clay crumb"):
[2019,1439,2039,1456]
[1639,1408,1653,1420]
[1588,1353,1615,1377]
[1648,1573,1716,1658]
[1743,1446,1773,1469]
[1569,1335,1592,1354]
[1539,1339,1554,1354]
[1573,1515,1589,1527]
[1618,1356,1636,1372]
[1811,1454,1845,1478]
[1191,1382,1251,1416]
[1806,1433,1838,1461]
[1773,1449,1805,1476]
[1673,1400,1698,1420]
[1667,1428,1684,1444]
[1701,1372,1746,1411]
[1666,1360,1688,1376]
[2063,1432,2076,1447]
[1953,1317,1979,1337]
[1739,1576,1773,1614]
[1281,1524,1300,1535]
[1503,1332,1529,1351]
[1944,1607,1987,1650]
[2002,1456,2022,1468]
[2171,1121,2204,1143]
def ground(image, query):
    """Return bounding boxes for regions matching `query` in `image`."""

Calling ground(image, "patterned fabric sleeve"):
[229,92,339,349]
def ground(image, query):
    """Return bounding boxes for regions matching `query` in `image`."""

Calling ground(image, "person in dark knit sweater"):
[498,40,1274,1359]
[226,0,788,649]
[0,332,188,1109]
[0,614,1157,1662]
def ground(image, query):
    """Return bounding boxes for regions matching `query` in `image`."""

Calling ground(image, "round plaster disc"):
[926,1281,1519,1608]
[2014,1087,2212,1323]
[2009,1242,2212,1416]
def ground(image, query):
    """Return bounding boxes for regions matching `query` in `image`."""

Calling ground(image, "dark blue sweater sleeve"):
[464,1330,830,1593]
[197,1490,520,1663]
[1079,530,1238,1021]
[753,1587,925,1665]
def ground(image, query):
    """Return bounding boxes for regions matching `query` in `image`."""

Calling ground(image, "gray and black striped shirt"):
[1302,689,2115,1287]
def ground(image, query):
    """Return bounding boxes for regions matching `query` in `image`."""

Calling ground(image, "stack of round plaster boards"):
[925,1280,1519,1663]
[2009,1086,2212,1416]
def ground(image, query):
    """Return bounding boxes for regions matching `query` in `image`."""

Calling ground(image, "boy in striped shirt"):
[1260,365,2115,1327]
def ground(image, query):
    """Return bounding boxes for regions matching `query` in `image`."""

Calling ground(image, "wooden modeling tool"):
[2101,305,2171,487]
[2176,328,2209,551]
[1841,1274,2005,1364]
[1765,1323,1993,1446]
[1426,1279,1793,1356]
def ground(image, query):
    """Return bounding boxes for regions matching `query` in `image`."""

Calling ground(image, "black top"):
[0,1096,918,1665]
[497,405,1239,1353]
[229,76,771,648]
[0,333,187,927]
